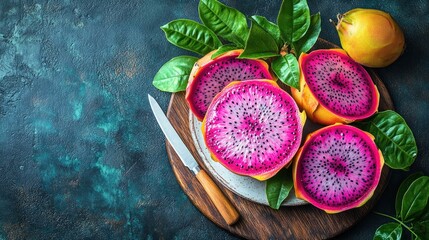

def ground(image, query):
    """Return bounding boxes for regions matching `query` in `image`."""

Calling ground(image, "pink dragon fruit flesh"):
[291,49,380,125]
[186,49,273,121]
[202,79,306,181]
[293,124,384,214]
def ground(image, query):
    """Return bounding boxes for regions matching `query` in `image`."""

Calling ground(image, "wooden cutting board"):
[165,39,394,240]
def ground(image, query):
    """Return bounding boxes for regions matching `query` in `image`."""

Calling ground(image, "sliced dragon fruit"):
[293,124,384,213]
[186,49,273,121]
[202,79,306,181]
[291,49,380,125]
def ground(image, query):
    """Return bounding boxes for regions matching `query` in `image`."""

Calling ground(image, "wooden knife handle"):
[196,169,240,225]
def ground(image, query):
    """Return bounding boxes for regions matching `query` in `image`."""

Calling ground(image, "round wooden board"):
[165,39,394,240]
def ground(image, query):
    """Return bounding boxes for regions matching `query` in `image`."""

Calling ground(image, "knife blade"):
[148,94,239,225]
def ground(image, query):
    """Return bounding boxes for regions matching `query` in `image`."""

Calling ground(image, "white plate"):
[189,112,307,207]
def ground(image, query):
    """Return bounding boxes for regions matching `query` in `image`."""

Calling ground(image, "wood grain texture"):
[195,169,240,225]
[165,39,394,240]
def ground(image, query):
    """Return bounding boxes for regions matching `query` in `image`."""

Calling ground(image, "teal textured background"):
[0,0,427,239]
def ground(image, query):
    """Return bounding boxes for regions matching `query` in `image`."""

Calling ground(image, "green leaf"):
[395,172,424,218]
[211,44,238,59]
[353,110,418,170]
[373,222,402,240]
[251,15,283,47]
[401,176,429,222]
[416,204,429,221]
[199,0,248,47]
[152,56,198,92]
[277,0,310,44]
[266,168,293,209]
[293,13,321,56]
[271,54,300,89]
[161,19,222,55]
[238,19,281,59]
[412,220,429,240]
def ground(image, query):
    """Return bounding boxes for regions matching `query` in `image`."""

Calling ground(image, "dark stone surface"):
[0,0,427,239]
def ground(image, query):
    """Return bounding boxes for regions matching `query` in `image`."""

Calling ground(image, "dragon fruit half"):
[202,79,306,181]
[186,49,273,121]
[292,49,380,125]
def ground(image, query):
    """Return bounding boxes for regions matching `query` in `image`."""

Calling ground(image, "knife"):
[148,94,240,225]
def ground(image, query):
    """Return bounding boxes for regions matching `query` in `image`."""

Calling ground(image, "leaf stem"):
[374,211,419,239]
[328,19,337,28]
[280,44,289,56]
